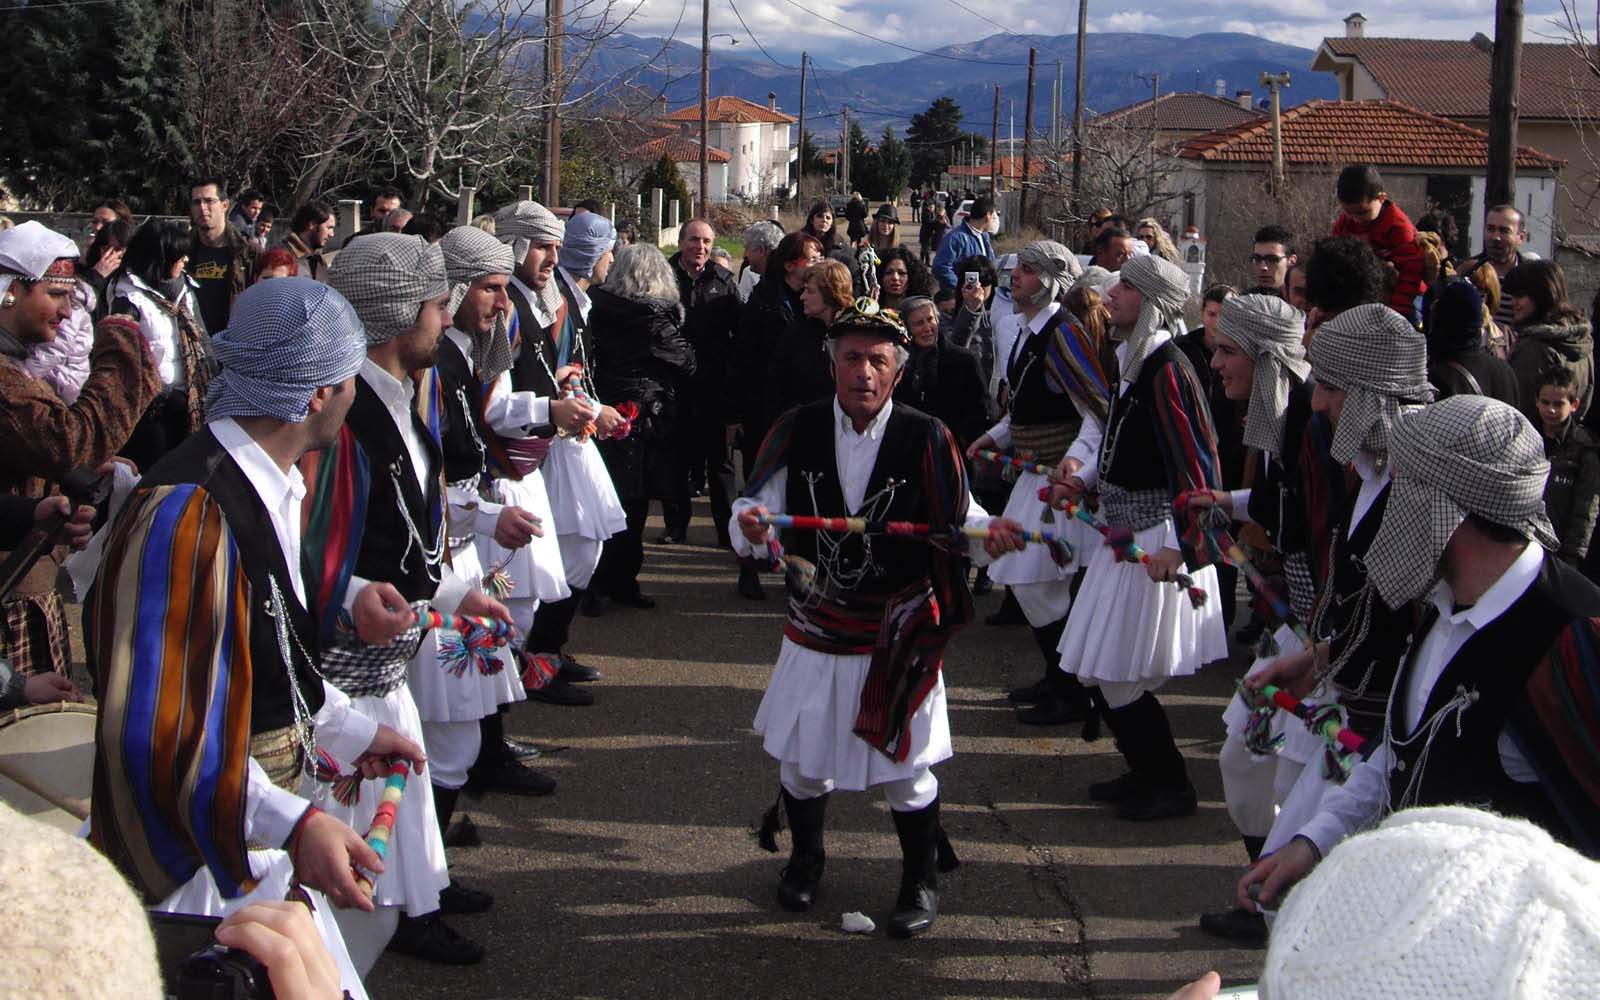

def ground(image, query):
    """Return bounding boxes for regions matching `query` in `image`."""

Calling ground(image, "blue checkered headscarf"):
[206,277,366,423]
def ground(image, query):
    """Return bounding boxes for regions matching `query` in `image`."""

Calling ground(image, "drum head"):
[0,703,96,834]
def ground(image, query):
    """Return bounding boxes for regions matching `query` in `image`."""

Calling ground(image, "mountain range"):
[571,29,1340,139]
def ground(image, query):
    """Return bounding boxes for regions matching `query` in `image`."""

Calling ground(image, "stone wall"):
[1557,242,1600,320]
[0,211,187,245]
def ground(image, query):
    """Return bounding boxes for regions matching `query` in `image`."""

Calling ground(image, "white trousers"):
[780,759,938,812]
[421,719,481,791]
[558,534,603,590]
[1218,730,1303,839]
[331,905,400,979]
[1012,579,1073,629]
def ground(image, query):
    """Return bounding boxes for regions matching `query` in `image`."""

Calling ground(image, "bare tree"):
[1032,114,1196,243]
[1554,0,1600,232]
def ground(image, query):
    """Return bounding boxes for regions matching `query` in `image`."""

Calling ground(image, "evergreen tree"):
[906,97,964,189]
[798,128,827,177]
[637,153,692,234]
[872,126,912,202]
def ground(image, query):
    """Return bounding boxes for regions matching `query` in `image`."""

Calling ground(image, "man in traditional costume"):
[0,221,160,677]
[318,234,513,966]
[1241,394,1600,913]
[733,301,1024,938]
[966,240,1108,728]
[1050,254,1227,822]
[87,277,427,999]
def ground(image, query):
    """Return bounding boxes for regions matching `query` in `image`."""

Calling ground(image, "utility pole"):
[543,0,564,206]
[797,52,808,208]
[992,85,1001,196]
[1070,0,1087,224]
[1260,71,1291,194]
[1021,47,1036,227]
[698,0,711,217]
[1053,59,1063,147]
[841,105,850,193]
[1487,0,1523,206]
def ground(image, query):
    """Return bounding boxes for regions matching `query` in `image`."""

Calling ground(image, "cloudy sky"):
[608,0,1579,68]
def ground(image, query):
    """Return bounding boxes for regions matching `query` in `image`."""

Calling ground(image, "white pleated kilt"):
[753,638,952,791]
[985,470,1099,587]
[1262,741,1343,855]
[409,540,522,723]
[302,686,447,918]
[541,436,627,541]
[156,851,368,1000]
[1057,522,1227,683]
[477,471,569,602]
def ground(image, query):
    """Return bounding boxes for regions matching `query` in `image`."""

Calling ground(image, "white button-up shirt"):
[982,301,1105,488]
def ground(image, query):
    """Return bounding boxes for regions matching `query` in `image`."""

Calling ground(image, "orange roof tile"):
[1178,99,1564,171]
[1097,92,1266,132]
[948,156,1047,181]
[661,96,797,125]
[1317,37,1600,121]
[629,135,731,163]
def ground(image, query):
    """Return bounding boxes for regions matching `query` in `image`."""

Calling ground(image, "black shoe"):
[1088,771,1143,803]
[889,882,938,939]
[444,815,482,848]
[556,654,602,683]
[387,913,485,965]
[439,878,494,915]
[985,591,1026,626]
[503,736,542,761]
[1006,678,1048,704]
[654,531,685,545]
[1016,696,1092,726]
[580,591,609,617]
[778,857,825,912]
[776,789,828,913]
[888,799,941,939]
[737,564,767,601]
[1199,906,1268,945]
[1116,780,1198,821]
[526,678,594,707]
[475,759,557,796]
[610,589,657,609]
[971,568,993,596]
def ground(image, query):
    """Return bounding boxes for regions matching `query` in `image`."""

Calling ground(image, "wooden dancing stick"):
[1171,491,1313,648]
[414,608,515,643]
[1040,490,1209,608]
[0,754,89,820]
[1257,683,1371,760]
[754,512,1075,553]
[973,449,1060,480]
[353,761,411,897]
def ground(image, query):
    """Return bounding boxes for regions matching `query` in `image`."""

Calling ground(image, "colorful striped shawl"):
[1148,348,1225,567]
[300,424,370,645]
[89,484,256,902]
[1515,617,1600,858]
[1042,312,1112,426]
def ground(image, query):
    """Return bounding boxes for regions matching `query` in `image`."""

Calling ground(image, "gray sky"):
[621,0,1580,68]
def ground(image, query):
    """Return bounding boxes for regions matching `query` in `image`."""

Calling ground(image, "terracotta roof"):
[1096,92,1265,132]
[1179,99,1564,171]
[629,136,731,163]
[947,156,1047,181]
[661,96,797,125]
[1315,37,1600,121]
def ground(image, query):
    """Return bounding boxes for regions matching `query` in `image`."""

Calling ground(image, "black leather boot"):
[1087,694,1142,802]
[776,790,828,912]
[1113,692,1197,822]
[888,798,940,938]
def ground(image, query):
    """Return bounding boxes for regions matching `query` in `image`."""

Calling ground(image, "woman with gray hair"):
[587,243,697,611]
[738,220,785,301]
[893,295,989,448]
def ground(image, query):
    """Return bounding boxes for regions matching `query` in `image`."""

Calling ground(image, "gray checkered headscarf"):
[1110,254,1191,381]
[1217,293,1310,454]
[440,225,516,383]
[493,200,566,322]
[1309,304,1435,463]
[327,234,449,345]
[1015,240,1083,307]
[1366,396,1557,608]
[207,277,365,423]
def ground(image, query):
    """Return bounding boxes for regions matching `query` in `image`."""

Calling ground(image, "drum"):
[0,702,96,833]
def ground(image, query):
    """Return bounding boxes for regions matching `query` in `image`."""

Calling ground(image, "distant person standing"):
[931,196,996,292]
[844,192,869,243]
[185,176,258,333]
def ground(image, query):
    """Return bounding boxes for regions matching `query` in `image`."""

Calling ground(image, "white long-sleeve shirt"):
[983,301,1105,486]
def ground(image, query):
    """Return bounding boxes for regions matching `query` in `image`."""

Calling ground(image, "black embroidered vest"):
[1101,340,1187,492]
[344,378,445,602]
[1005,308,1080,431]
[435,339,492,486]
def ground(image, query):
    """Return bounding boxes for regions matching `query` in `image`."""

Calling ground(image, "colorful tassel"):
[519,649,561,691]
[313,748,363,807]
[1041,489,1209,608]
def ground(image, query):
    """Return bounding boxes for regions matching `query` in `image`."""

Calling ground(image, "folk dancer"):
[733,301,1025,937]
[1050,254,1228,821]
[87,277,427,999]
[317,234,514,966]
[966,240,1109,727]
[1241,394,1600,914]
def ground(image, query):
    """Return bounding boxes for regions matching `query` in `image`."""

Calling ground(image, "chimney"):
[1343,11,1366,38]
[1235,89,1253,109]
[1215,78,1226,98]
[656,95,668,118]
[767,92,777,112]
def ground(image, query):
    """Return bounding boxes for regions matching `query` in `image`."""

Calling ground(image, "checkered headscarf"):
[440,225,516,383]
[327,234,449,345]
[1309,304,1435,463]
[1110,254,1191,381]
[206,277,366,423]
[493,200,565,266]
[1366,396,1557,608]
[1015,240,1083,307]
[1217,293,1310,454]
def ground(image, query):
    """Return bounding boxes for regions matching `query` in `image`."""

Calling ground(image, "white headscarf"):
[0,221,79,300]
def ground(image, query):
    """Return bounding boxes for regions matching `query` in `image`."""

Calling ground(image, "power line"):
[726,0,790,69]
[775,0,1028,66]
[940,0,1017,36]
[0,0,126,11]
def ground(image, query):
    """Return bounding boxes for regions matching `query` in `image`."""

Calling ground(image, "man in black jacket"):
[663,219,741,547]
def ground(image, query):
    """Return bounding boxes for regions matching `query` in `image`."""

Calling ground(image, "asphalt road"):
[364,504,1264,1000]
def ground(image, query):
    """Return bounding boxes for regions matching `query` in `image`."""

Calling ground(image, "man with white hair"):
[0,221,160,678]
[1241,395,1600,913]
[965,240,1109,729]
[1049,254,1226,822]
[738,220,784,301]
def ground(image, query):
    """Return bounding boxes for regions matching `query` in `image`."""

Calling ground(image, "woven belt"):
[249,725,305,794]
[320,618,424,698]
[1098,482,1171,532]
[1010,422,1076,467]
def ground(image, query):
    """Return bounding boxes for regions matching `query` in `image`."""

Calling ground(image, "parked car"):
[951,199,1002,237]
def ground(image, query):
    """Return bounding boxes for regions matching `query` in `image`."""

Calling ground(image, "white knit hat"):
[1262,806,1600,999]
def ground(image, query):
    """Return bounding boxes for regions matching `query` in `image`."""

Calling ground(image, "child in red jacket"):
[1330,164,1425,322]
